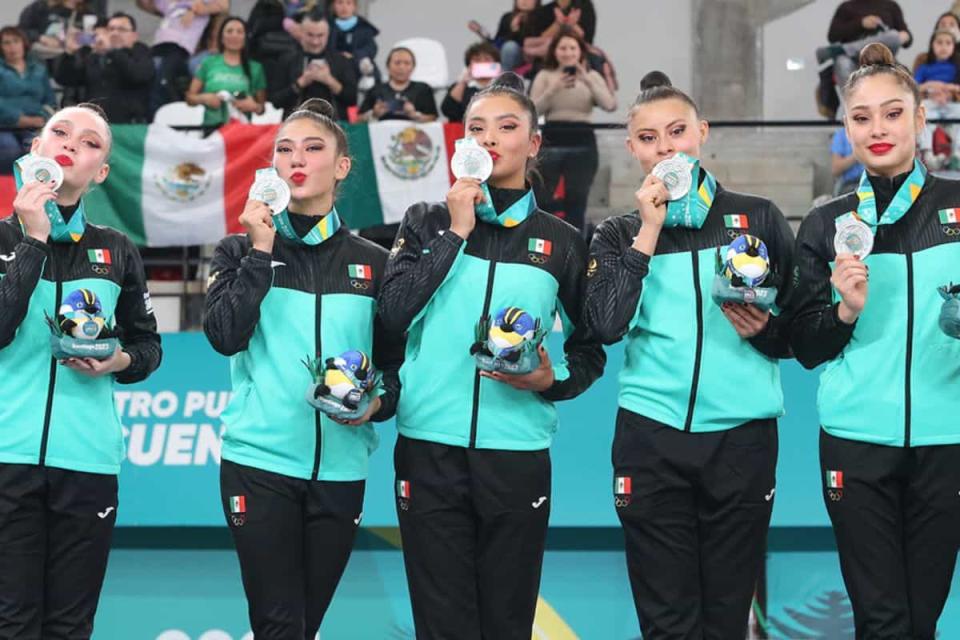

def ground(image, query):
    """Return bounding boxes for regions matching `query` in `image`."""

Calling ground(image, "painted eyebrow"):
[635,119,686,133]
[467,113,523,122]
[275,136,327,144]
[848,98,906,111]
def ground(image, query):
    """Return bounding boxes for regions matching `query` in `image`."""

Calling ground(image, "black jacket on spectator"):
[53,43,155,124]
[494,6,553,45]
[268,47,357,120]
[18,2,103,47]
[330,16,378,63]
[248,0,301,62]
[441,83,483,123]
[827,0,912,47]
[359,81,437,121]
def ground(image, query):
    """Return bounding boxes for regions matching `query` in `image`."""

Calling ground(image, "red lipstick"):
[488,151,501,162]
[868,143,894,155]
[290,172,307,185]
[54,154,74,167]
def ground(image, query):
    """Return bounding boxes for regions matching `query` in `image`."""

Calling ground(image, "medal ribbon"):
[475,185,538,228]
[13,154,86,243]
[664,154,717,229]
[854,160,926,228]
[273,207,342,246]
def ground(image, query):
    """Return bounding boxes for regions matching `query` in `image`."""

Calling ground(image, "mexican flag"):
[825,470,843,489]
[1,121,466,247]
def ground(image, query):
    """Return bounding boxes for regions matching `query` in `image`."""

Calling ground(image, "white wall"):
[764,0,947,119]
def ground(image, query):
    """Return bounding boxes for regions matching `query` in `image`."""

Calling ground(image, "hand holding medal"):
[13,155,64,242]
[244,169,292,253]
[447,138,492,239]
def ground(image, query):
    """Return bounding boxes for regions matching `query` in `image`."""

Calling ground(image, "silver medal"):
[249,173,291,214]
[652,155,693,201]
[451,137,493,182]
[20,156,63,190]
[834,218,874,259]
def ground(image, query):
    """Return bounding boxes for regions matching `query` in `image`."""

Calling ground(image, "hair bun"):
[489,71,525,93]
[640,71,672,91]
[297,98,336,119]
[859,42,896,68]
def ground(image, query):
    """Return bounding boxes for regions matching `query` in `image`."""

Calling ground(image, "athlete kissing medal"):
[451,137,493,182]
[652,154,693,202]
[249,169,292,214]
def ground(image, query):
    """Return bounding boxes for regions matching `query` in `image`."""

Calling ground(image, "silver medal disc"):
[834,218,874,259]
[652,155,693,201]
[249,174,291,214]
[451,138,493,182]
[21,156,64,190]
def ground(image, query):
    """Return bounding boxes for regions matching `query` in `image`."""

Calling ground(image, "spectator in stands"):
[530,26,615,232]
[830,126,862,195]
[135,0,230,116]
[328,0,379,91]
[268,12,356,120]
[916,29,960,170]
[18,0,103,61]
[442,41,501,123]
[186,16,266,127]
[487,0,552,71]
[0,26,55,173]
[522,0,597,63]
[247,0,322,72]
[190,13,229,75]
[358,47,437,123]
[817,0,911,89]
[912,12,960,71]
[53,12,154,124]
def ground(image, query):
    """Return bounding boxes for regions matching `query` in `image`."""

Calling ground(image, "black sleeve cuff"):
[622,248,650,276]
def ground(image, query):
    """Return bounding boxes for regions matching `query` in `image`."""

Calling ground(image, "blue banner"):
[115,332,828,528]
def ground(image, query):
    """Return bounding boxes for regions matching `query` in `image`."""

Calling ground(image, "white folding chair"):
[393,37,450,90]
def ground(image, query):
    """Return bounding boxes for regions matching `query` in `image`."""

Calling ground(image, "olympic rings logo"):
[827,489,843,502]
[350,280,370,290]
[726,229,745,240]
[942,226,960,237]
[91,265,110,276]
[614,496,631,508]
[528,253,547,265]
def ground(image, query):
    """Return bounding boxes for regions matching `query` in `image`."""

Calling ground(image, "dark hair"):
[465,71,538,134]
[281,98,349,157]
[936,11,960,30]
[217,17,253,89]
[844,43,922,106]
[513,0,542,9]
[628,70,700,120]
[544,25,586,70]
[109,11,136,32]
[926,29,960,67]
[464,40,500,67]
[386,46,416,68]
[0,26,29,60]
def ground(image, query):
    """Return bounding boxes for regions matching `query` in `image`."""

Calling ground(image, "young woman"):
[186,16,266,127]
[530,26,616,232]
[582,71,795,638]
[203,98,403,637]
[378,72,604,638]
[791,43,960,639]
[0,103,162,638]
[357,46,437,123]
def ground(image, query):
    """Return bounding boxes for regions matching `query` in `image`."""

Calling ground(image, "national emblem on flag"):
[229,495,246,513]
[348,264,372,280]
[87,248,112,264]
[614,476,632,495]
[397,480,411,499]
[528,238,552,256]
[939,208,960,225]
[825,470,844,489]
[724,214,749,229]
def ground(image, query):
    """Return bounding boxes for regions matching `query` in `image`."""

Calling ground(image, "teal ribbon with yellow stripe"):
[854,160,926,228]
[664,154,717,229]
[273,207,342,246]
[475,185,538,228]
[13,154,86,243]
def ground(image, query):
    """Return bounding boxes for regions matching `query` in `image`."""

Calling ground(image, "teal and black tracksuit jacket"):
[583,183,796,432]
[204,219,403,481]
[0,212,162,475]
[791,173,960,447]
[377,189,605,451]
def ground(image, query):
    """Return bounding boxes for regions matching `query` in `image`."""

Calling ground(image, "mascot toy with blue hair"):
[471,306,548,375]
[712,234,779,312]
[45,288,119,360]
[303,350,383,421]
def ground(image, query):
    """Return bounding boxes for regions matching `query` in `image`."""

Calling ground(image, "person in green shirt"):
[186,16,266,127]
